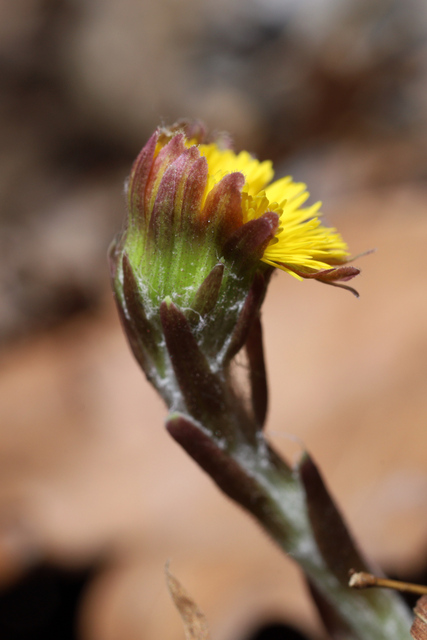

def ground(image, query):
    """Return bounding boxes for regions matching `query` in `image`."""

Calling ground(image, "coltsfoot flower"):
[123,121,358,297]
[183,128,357,287]
[110,121,360,410]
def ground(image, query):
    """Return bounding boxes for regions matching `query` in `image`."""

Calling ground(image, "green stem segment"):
[166,413,412,640]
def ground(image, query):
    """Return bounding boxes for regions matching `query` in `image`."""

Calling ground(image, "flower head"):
[193,141,355,281]
[109,122,360,405]
[123,122,359,301]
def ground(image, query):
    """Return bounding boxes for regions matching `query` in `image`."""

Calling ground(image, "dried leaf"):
[166,565,211,640]
[412,596,427,640]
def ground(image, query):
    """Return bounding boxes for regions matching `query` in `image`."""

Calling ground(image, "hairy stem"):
[167,414,412,640]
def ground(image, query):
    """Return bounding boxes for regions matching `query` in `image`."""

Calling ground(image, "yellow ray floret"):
[196,143,349,279]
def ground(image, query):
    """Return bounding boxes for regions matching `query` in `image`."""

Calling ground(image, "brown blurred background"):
[1,0,427,639]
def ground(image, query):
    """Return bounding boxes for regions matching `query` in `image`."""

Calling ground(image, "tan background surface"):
[1,1,427,638]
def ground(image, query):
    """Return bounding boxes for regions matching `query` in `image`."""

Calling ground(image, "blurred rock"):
[61,0,263,149]
[0,173,125,341]
[62,0,427,155]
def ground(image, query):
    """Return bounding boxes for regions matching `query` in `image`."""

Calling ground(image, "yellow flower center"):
[155,136,350,279]
[196,142,349,279]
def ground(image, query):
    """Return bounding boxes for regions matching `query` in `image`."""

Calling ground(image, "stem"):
[167,414,412,640]
[245,444,412,640]
[128,287,412,639]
